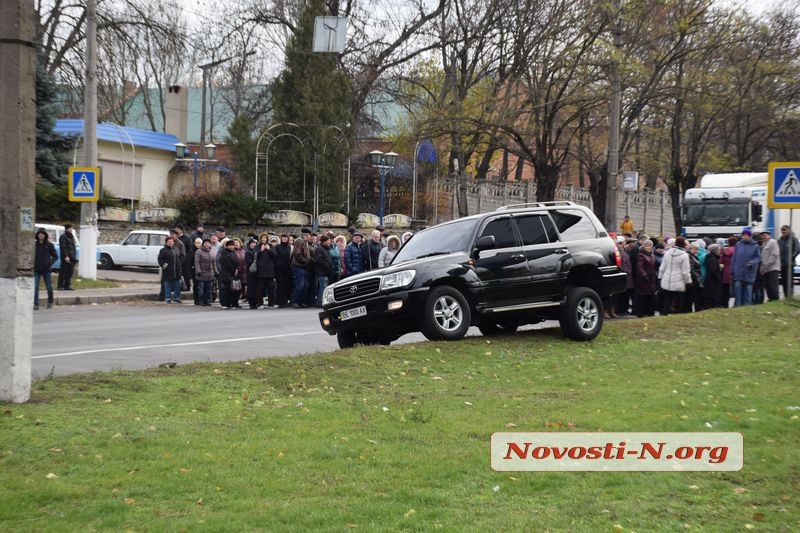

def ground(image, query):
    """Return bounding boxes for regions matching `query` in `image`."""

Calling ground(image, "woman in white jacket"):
[378,235,401,267]
[658,237,691,315]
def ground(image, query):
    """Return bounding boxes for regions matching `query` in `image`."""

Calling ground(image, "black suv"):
[319,202,626,348]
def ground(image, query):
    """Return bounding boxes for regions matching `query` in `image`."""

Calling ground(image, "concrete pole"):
[605,1,623,231]
[78,0,98,280]
[0,0,36,402]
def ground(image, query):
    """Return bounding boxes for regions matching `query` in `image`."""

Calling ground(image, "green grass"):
[2,301,799,532]
[39,275,118,289]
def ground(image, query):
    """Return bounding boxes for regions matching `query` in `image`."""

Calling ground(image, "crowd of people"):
[608,222,799,318]
[157,223,414,309]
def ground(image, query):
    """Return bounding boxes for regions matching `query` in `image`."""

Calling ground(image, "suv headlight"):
[380,270,416,291]
[322,285,335,306]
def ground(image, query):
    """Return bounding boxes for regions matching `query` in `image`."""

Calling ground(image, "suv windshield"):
[393,218,479,263]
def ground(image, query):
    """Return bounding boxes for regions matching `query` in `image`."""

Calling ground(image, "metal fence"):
[437,178,676,236]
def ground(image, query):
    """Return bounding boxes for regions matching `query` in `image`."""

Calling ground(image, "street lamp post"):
[175,142,217,192]
[370,150,398,225]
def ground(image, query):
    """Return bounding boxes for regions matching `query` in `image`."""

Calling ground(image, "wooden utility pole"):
[0,0,37,402]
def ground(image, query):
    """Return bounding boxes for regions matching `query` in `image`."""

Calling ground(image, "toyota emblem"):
[349,286,358,294]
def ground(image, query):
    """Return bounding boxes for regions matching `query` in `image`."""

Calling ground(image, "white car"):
[98,230,170,269]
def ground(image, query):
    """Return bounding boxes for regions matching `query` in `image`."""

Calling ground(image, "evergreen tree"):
[35,45,73,186]
[269,0,353,213]
[227,113,258,191]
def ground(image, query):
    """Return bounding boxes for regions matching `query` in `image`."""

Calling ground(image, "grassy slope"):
[2,301,799,532]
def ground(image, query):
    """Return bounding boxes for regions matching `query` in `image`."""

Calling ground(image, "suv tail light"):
[614,247,622,268]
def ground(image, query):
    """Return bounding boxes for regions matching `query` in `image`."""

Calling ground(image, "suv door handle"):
[511,254,525,261]
[554,248,569,254]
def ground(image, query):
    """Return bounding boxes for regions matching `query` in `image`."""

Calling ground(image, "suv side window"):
[549,209,597,241]
[515,215,559,245]
[479,217,519,249]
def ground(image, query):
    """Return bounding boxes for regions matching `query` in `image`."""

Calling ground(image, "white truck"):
[682,172,800,240]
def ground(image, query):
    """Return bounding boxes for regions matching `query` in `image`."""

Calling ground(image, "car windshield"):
[393,218,479,263]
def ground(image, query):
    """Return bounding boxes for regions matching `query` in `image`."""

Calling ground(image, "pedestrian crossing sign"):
[68,166,100,202]
[768,162,800,209]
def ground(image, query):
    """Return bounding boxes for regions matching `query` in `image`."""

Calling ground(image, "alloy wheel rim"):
[433,295,463,331]
[576,297,599,331]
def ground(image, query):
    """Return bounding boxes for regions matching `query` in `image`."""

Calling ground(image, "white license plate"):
[340,306,367,321]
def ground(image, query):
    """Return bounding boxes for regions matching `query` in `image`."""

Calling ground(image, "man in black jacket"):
[34,228,58,310]
[57,223,77,290]
[313,235,334,307]
[158,236,183,304]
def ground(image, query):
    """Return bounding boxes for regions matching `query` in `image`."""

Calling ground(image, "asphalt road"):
[31,303,346,378]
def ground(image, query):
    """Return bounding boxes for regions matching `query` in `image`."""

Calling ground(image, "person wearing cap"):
[253,233,277,309]
[730,228,761,307]
[194,238,216,306]
[33,228,58,310]
[218,238,240,309]
[174,225,193,294]
[759,229,780,302]
[158,229,186,302]
[158,236,183,304]
[215,226,227,241]
[619,215,635,237]
[313,235,334,307]
[345,232,365,277]
[57,223,77,291]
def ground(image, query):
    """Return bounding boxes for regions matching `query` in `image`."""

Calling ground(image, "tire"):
[559,286,603,341]
[478,319,519,337]
[421,286,472,341]
[99,253,115,269]
[337,330,357,349]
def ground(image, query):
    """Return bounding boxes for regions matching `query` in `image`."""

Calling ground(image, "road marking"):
[33,331,323,359]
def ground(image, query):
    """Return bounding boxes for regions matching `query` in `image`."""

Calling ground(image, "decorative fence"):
[437,178,676,237]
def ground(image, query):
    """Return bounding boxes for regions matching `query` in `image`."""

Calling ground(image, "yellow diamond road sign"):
[68,166,100,202]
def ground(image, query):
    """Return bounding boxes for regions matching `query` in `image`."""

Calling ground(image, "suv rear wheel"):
[421,286,471,341]
[559,286,602,341]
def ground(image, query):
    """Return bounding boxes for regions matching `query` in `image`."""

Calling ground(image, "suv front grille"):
[334,277,381,303]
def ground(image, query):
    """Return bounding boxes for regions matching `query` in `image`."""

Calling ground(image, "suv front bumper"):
[319,287,431,336]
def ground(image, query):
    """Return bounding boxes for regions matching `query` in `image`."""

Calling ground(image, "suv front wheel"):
[421,286,472,341]
[559,286,603,341]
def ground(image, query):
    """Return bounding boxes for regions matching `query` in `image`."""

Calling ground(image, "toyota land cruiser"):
[319,202,626,348]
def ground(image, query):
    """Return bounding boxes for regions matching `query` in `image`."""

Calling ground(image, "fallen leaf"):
[45,473,58,479]
[492,485,500,492]
[505,423,517,428]
[103,399,112,403]
[612,524,624,532]
[345,524,358,529]
[48,447,64,453]
[752,513,765,521]
[404,509,416,518]
[734,487,748,494]
[464,401,473,406]
[196,498,203,505]
[124,498,135,505]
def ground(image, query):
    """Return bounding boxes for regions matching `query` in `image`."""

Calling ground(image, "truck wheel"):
[337,330,357,349]
[99,253,115,269]
[421,286,471,341]
[478,319,519,337]
[559,286,603,341]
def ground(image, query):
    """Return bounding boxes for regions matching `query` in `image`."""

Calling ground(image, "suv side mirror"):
[475,235,495,253]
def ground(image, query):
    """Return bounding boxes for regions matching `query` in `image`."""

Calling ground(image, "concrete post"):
[0,0,36,402]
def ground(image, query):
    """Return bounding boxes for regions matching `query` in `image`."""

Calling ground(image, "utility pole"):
[0,0,36,402]
[605,0,623,231]
[78,0,98,280]
[199,52,254,147]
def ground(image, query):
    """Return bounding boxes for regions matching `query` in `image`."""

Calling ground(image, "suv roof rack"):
[496,201,577,211]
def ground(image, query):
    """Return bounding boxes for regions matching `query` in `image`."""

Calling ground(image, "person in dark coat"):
[34,228,58,310]
[344,232,365,277]
[363,229,385,271]
[57,223,77,290]
[245,238,260,309]
[274,234,292,307]
[634,239,657,317]
[158,236,183,303]
[194,239,216,306]
[313,235,334,307]
[217,239,240,309]
[254,234,278,308]
[703,243,723,310]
